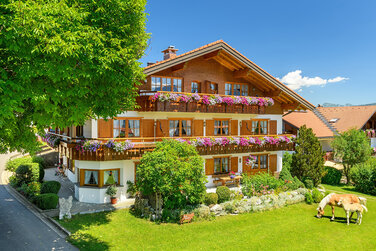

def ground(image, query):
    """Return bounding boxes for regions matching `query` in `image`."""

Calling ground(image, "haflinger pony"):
[316,193,367,221]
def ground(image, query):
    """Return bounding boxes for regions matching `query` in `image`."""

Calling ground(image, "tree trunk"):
[344,165,351,185]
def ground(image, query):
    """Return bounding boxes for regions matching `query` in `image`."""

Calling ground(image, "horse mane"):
[317,193,335,210]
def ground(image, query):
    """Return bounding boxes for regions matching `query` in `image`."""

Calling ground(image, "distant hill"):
[321,102,376,107]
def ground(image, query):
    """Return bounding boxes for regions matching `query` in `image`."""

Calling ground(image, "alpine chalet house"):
[46,40,314,204]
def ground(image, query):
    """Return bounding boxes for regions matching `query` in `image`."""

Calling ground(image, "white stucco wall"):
[83,120,92,138]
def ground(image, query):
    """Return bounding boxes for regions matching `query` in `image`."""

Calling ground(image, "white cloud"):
[277,70,348,90]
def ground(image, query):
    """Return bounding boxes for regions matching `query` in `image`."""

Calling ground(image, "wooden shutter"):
[142,119,154,141]
[269,154,277,174]
[98,119,113,138]
[240,120,252,135]
[193,120,204,136]
[206,119,214,136]
[205,159,214,175]
[269,120,277,135]
[231,157,238,172]
[156,119,168,138]
[231,120,238,136]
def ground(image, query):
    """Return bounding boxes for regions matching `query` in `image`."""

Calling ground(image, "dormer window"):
[329,118,339,123]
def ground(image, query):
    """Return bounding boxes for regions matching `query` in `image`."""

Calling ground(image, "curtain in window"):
[222,121,229,135]
[242,85,248,96]
[128,120,140,137]
[169,120,179,137]
[104,170,119,185]
[225,83,232,95]
[181,120,191,136]
[85,171,98,185]
[252,156,259,169]
[214,158,221,173]
[222,158,229,173]
[234,84,241,96]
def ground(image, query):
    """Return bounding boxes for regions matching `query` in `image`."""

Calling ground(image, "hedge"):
[321,166,342,185]
[15,163,40,185]
[41,181,61,194]
[34,193,59,210]
[216,186,231,203]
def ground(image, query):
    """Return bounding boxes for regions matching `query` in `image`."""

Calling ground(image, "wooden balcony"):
[136,91,266,114]
[50,134,294,161]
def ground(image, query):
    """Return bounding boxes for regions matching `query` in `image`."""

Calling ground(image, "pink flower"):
[202,95,210,105]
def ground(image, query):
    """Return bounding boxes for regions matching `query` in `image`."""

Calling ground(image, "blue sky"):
[141,0,376,106]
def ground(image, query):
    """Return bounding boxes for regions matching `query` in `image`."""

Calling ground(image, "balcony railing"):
[136,91,269,114]
[45,133,295,161]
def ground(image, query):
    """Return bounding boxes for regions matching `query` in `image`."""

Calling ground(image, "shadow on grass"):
[316,215,357,224]
[342,187,358,193]
[57,211,113,250]
[68,233,110,251]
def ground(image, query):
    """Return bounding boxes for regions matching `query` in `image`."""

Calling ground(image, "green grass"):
[58,185,376,251]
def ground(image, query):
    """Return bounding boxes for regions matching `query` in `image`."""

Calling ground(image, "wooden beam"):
[213,57,237,71]
[171,62,186,72]
[264,90,282,97]
[234,68,252,78]
[218,52,244,69]
[203,50,221,60]
[281,102,300,110]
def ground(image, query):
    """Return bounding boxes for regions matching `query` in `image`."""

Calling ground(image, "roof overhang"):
[144,41,315,111]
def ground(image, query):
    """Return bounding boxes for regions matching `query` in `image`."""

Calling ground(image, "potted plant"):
[230,171,236,179]
[106,185,118,204]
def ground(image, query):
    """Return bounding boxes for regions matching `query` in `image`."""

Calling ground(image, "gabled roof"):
[317,105,376,132]
[144,40,315,111]
[283,110,336,138]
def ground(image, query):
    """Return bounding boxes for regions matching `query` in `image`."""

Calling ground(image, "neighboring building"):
[283,109,337,151]
[49,40,315,204]
[283,105,376,151]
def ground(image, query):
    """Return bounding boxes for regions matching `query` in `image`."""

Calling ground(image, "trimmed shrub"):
[39,166,45,182]
[321,166,342,185]
[305,192,313,204]
[303,178,314,189]
[31,156,46,169]
[40,181,61,194]
[350,163,376,195]
[312,188,323,203]
[34,193,59,210]
[18,181,41,200]
[216,186,231,203]
[6,157,32,172]
[15,163,40,185]
[204,193,218,206]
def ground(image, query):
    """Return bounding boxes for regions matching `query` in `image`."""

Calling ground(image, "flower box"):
[187,102,198,112]
[155,101,165,111]
[226,104,243,113]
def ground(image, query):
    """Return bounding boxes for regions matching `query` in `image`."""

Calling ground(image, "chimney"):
[147,62,155,66]
[162,45,178,60]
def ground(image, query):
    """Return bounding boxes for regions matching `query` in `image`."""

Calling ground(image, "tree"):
[0,0,149,153]
[291,125,325,187]
[136,140,207,210]
[331,128,372,184]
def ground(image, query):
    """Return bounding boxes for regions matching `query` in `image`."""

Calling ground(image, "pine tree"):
[291,125,325,187]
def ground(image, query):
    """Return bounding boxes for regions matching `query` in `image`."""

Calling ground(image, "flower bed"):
[365,129,376,138]
[151,92,274,107]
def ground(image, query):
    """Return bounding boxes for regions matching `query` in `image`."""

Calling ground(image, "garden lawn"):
[58,185,376,251]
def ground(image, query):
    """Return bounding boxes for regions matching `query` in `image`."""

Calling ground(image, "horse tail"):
[358,196,367,206]
[362,205,368,213]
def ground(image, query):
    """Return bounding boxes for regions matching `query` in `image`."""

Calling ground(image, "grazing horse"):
[316,193,367,221]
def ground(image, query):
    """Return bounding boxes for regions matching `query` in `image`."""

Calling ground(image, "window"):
[104,169,119,185]
[209,82,218,94]
[151,76,182,92]
[191,82,201,93]
[76,126,83,137]
[214,157,229,174]
[252,120,268,135]
[225,83,249,96]
[113,119,140,138]
[252,155,268,170]
[169,119,192,137]
[214,120,229,135]
[84,170,99,186]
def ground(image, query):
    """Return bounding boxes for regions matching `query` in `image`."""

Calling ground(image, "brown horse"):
[316,193,367,221]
